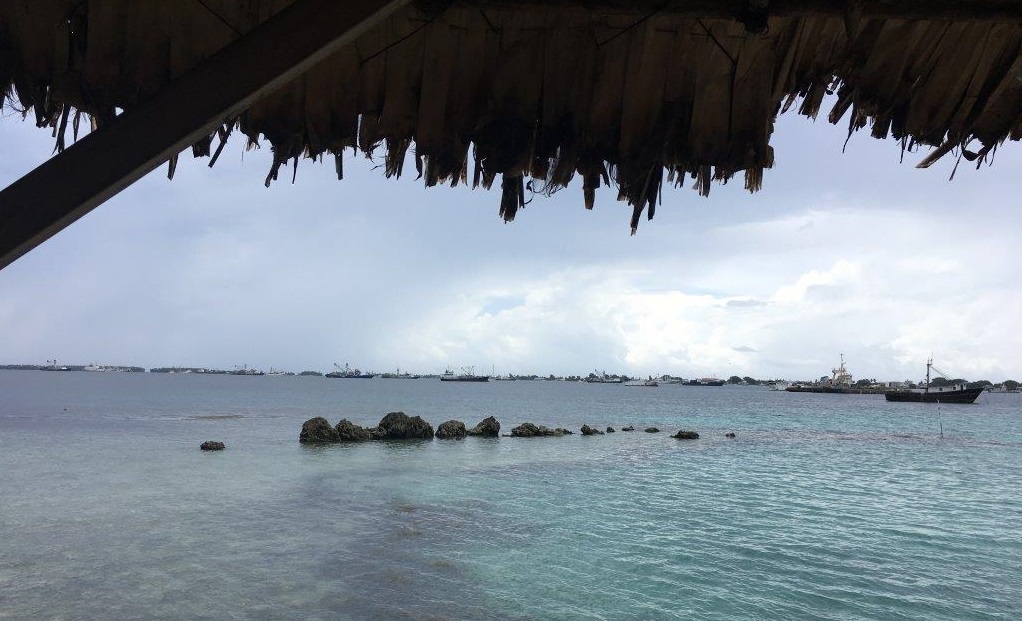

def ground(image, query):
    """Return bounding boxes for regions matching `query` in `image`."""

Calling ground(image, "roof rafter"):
[468,0,1022,21]
[0,0,412,270]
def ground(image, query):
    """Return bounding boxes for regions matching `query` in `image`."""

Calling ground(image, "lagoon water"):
[0,371,1020,620]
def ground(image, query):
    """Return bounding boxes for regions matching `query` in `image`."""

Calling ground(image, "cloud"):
[3,110,1022,381]
[726,299,766,308]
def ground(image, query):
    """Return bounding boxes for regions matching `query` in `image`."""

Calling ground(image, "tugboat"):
[326,363,375,379]
[885,359,982,404]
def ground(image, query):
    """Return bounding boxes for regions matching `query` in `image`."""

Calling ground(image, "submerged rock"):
[672,430,700,440]
[644,427,660,433]
[621,425,635,432]
[580,424,604,436]
[436,420,468,439]
[606,426,616,433]
[467,416,501,437]
[335,419,372,442]
[200,440,225,451]
[374,411,435,439]
[725,432,736,439]
[300,417,340,443]
[556,428,574,435]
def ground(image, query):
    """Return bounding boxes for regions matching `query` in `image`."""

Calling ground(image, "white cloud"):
[2,109,1022,381]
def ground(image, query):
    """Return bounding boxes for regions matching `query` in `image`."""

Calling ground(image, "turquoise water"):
[0,371,1019,620]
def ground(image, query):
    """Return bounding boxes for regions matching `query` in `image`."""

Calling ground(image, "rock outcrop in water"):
[301,413,433,443]
[335,419,373,442]
[436,420,468,439]
[200,440,225,451]
[511,422,570,437]
[725,432,736,439]
[373,411,435,439]
[298,414,702,444]
[467,416,501,437]
[300,417,341,443]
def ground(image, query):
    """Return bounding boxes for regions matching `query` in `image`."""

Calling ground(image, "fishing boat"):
[326,363,375,379]
[885,359,983,404]
[440,367,490,382]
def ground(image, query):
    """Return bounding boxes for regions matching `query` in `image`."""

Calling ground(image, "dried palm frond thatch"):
[2,1,1021,231]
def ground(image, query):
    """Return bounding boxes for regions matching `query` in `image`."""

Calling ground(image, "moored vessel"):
[326,363,375,379]
[625,378,659,387]
[785,354,880,394]
[379,368,421,379]
[440,367,490,382]
[229,365,265,376]
[584,370,624,384]
[684,377,724,386]
[885,359,982,404]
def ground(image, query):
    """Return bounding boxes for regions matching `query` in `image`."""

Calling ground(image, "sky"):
[1,103,1020,382]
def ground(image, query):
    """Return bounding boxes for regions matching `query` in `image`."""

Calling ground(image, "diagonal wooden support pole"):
[0,0,412,271]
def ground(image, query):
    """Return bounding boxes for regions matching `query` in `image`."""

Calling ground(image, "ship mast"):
[924,357,932,393]
[831,353,851,386]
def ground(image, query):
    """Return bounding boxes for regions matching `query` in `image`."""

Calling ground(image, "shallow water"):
[1,371,1019,620]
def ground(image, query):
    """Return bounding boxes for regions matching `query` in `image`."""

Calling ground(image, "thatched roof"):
[3,0,1022,233]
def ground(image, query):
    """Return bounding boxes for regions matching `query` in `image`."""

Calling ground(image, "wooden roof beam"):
[467,0,1022,21]
[0,0,412,271]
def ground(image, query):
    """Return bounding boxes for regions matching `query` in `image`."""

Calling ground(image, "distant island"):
[0,363,145,372]
[0,365,1017,392]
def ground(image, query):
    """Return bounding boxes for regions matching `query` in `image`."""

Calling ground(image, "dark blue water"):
[1,371,1019,620]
